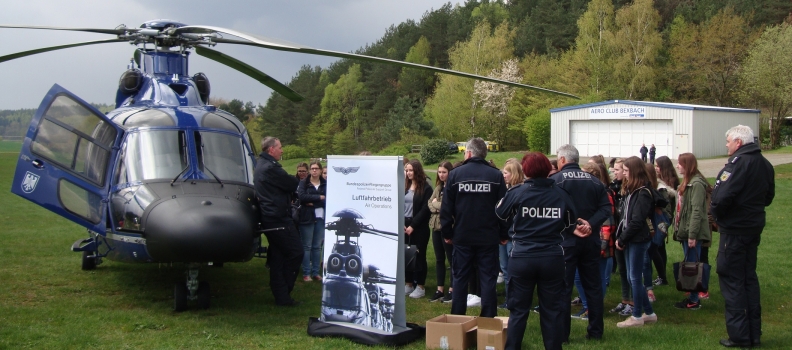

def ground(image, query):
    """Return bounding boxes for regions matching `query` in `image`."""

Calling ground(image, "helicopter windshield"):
[118,130,188,182]
[322,280,363,310]
[197,131,253,184]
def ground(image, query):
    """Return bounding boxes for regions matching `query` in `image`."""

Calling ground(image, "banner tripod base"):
[307,317,424,346]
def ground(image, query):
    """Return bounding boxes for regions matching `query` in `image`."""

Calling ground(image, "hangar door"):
[570,119,672,159]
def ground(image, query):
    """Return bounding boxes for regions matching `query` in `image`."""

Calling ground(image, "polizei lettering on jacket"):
[458,183,491,192]
[562,171,591,179]
[522,207,562,219]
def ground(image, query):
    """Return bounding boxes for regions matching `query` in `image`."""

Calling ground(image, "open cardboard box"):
[426,314,478,350]
[477,317,509,350]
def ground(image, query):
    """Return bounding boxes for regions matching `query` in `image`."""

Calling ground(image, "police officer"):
[551,144,611,341]
[441,137,507,317]
[497,152,587,350]
[254,136,304,306]
[711,125,774,348]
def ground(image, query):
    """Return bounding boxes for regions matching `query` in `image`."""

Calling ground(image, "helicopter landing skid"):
[71,232,104,271]
[174,263,210,312]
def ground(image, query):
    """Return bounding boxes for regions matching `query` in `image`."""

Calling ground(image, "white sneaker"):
[409,286,425,298]
[497,272,504,284]
[405,285,415,296]
[467,294,481,307]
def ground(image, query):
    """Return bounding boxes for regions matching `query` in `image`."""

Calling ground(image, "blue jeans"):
[574,258,612,310]
[299,218,325,277]
[682,242,703,303]
[625,240,654,318]
[499,241,513,298]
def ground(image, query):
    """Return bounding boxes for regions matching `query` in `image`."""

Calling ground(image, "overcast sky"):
[0,0,455,110]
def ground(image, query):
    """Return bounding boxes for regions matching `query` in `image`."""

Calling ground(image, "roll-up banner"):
[309,155,421,344]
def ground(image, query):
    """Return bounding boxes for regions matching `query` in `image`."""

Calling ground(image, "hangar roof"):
[550,100,760,114]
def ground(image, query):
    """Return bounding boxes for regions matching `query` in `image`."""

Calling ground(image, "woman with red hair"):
[497,152,587,350]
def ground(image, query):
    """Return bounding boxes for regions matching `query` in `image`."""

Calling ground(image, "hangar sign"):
[589,106,646,119]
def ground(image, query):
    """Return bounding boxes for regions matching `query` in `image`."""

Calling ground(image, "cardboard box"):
[477,317,509,350]
[426,314,478,350]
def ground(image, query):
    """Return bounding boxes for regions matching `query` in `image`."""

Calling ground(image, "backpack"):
[705,184,718,232]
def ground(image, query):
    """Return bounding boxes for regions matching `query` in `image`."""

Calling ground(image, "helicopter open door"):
[11,84,124,234]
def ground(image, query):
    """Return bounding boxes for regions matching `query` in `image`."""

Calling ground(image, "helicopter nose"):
[143,195,258,262]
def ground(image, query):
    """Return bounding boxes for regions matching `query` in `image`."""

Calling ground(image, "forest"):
[3,0,792,154]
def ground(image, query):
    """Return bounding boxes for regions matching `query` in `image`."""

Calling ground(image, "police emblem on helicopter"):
[21,171,40,193]
[321,208,397,331]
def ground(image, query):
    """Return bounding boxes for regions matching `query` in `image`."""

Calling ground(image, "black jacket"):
[495,178,577,257]
[296,177,327,224]
[254,152,300,222]
[550,163,612,247]
[617,186,653,246]
[441,157,508,245]
[640,146,648,156]
[407,182,433,241]
[711,142,775,235]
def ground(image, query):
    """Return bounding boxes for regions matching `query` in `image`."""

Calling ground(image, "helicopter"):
[2,19,577,312]
[321,208,398,332]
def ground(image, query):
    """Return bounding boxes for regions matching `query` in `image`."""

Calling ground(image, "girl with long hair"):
[672,153,711,310]
[428,161,454,302]
[498,159,525,309]
[651,156,679,286]
[614,156,658,327]
[404,159,433,298]
[296,160,327,281]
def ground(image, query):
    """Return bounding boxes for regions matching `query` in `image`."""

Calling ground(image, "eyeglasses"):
[310,168,321,170]
[298,170,308,173]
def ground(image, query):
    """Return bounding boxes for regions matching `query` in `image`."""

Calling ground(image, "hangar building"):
[550,100,760,159]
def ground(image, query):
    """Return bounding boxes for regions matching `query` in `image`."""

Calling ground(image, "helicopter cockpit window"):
[119,109,175,127]
[201,112,240,133]
[118,130,187,182]
[30,95,117,186]
[322,280,363,310]
[195,131,250,184]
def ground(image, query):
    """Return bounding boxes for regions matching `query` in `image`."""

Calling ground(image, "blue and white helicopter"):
[2,20,577,311]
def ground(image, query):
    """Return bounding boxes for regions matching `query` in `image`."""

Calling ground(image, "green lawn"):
[1,152,790,349]
[0,140,22,152]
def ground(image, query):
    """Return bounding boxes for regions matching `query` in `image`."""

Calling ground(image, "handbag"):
[673,248,711,292]
[404,235,418,272]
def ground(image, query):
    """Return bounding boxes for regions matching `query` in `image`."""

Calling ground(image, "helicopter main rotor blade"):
[194,46,304,102]
[174,25,580,99]
[0,39,127,64]
[0,24,130,35]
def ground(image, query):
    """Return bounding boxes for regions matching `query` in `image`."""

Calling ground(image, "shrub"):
[420,139,450,165]
[377,143,410,156]
[524,112,551,154]
[281,145,309,160]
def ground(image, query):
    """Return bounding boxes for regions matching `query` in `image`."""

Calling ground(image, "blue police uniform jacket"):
[550,163,611,247]
[440,157,508,245]
[711,142,775,235]
[495,178,577,257]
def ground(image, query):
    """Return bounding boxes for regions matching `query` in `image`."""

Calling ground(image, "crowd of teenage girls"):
[288,145,714,348]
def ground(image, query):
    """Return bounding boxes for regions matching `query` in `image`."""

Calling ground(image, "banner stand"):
[307,318,424,346]
[307,155,421,346]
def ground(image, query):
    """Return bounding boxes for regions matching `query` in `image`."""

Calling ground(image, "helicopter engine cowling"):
[326,253,344,275]
[143,194,258,263]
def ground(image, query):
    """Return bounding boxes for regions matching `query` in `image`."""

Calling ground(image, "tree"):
[570,0,617,98]
[424,21,515,141]
[398,36,436,99]
[667,8,758,105]
[473,58,522,145]
[740,23,792,148]
[612,0,662,99]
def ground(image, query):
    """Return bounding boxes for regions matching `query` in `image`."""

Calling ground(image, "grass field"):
[1,151,790,349]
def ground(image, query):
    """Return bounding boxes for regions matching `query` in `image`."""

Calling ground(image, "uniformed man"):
[254,136,304,306]
[711,125,774,348]
[551,144,611,342]
[441,137,507,317]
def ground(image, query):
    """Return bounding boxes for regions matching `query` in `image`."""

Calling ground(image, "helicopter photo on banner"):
[307,155,421,344]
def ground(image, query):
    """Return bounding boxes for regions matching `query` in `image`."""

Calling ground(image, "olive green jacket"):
[428,184,443,231]
[674,175,711,243]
